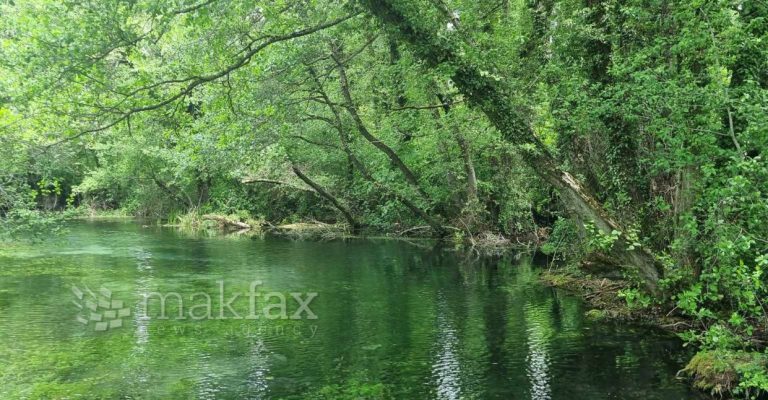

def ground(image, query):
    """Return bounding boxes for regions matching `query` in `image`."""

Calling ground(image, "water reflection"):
[0,221,698,400]
[431,292,462,400]
[133,248,153,348]
[196,352,223,399]
[131,247,153,394]
[525,302,553,400]
[244,338,270,399]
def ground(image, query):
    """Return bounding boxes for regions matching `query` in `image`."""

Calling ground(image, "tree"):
[357,0,663,293]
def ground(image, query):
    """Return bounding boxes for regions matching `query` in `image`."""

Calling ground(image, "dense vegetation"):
[1,0,766,396]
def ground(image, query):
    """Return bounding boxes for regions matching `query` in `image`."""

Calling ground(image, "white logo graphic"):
[71,281,318,330]
[72,285,131,331]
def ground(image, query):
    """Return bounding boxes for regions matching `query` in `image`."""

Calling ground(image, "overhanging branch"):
[48,11,361,148]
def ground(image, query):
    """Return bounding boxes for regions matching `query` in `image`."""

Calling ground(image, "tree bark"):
[150,172,193,209]
[387,38,413,142]
[307,66,446,236]
[436,93,479,204]
[456,134,479,203]
[360,0,662,294]
[290,165,361,234]
[330,44,431,202]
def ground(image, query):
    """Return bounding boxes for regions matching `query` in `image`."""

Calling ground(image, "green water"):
[0,220,698,399]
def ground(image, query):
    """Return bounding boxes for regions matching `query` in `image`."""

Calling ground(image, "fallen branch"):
[203,214,250,229]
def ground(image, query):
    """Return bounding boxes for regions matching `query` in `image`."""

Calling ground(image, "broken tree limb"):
[203,214,251,229]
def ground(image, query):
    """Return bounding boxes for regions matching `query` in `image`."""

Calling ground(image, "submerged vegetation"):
[1,0,767,397]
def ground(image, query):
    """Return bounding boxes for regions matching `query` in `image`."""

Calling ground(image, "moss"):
[539,271,578,287]
[683,350,768,398]
[539,269,696,331]
[585,309,607,321]
[542,269,768,398]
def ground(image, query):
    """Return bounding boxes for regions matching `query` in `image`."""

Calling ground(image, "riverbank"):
[540,267,768,399]
[98,209,535,248]
[540,269,689,330]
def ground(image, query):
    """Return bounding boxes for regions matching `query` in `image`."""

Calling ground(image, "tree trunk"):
[360,0,662,294]
[241,177,315,192]
[456,134,479,203]
[150,172,193,209]
[331,44,431,202]
[290,165,361,234]
[196,176,211,208]
[306,66,446,236]
[387,39,412,142]
[436,93,479,204]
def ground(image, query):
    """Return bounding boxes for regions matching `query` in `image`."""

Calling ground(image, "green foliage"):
[617,288,652,310]
[584,223,621,253]
[1,1,767,396]
[540,217,580,257]
[530,0,768,366]
[683,350,768,398]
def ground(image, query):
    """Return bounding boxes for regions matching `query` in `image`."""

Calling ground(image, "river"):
[0,220,699,399]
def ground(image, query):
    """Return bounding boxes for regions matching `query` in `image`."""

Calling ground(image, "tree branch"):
[172,0,218,15]
[48,12,361,148]
[240,177,314,192]
[390,99,464,112]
